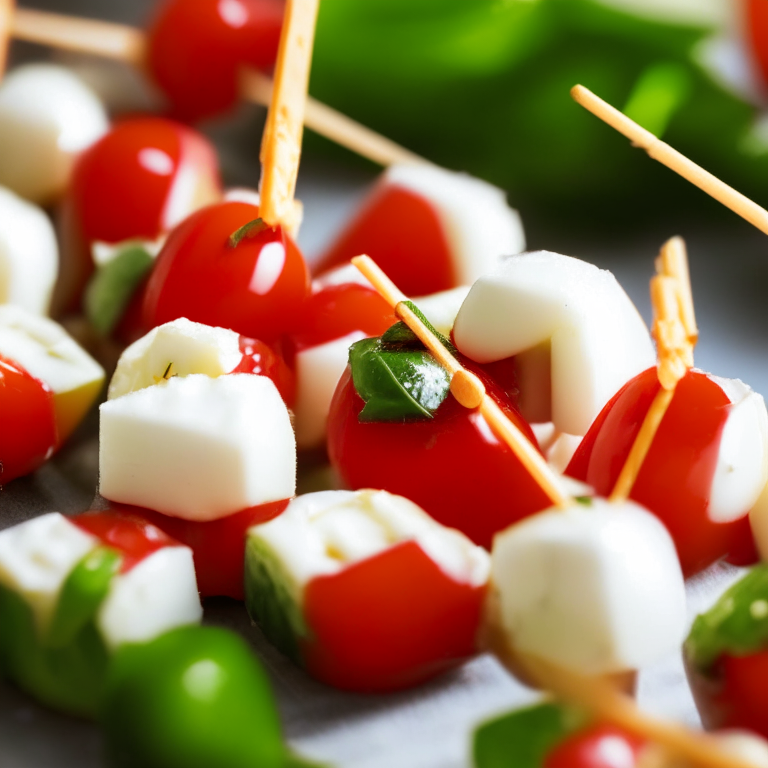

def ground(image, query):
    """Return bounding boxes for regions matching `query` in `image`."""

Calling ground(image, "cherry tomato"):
[292,283,396,351]
[147,0,284,122]
[544,723,648,768]
[73,511,179,573]
[60,118,222,312]
[566,367,757,577]
[143,201,310,342]
[233,335,296,406]
[747,0,768,94]
[104,500,288,600]
[327,367,551,549]
[314,185,456,297]
[302,540,485,692]
[0,354,56,486]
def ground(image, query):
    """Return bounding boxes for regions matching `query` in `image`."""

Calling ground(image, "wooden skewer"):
[0,0,13,78]
[257,0,319,229]
[571,84,768,237]
[6,6,426,169]
[352,254,572,510]
[610,237,696,503]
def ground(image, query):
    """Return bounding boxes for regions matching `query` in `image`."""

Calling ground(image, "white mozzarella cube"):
[293,331,366,450]
[312,263,375,292]
[412,286,471,336]
[384,164,526,286]
[0,305,105,441]
[491,497,686,675]
[0,187,58,315]
[453,251,655,436]
[108,318,244,400]
[0,513,98,631]
[97,546,202,649]
[0,64,108,203]
[99,374,296,520]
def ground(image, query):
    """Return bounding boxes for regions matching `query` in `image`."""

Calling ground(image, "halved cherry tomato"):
[302,540,485,692]
[544,723,647,768]
[233,335,296,406]
[327,367,551,549]
[143,201,310,342]
[147,0,284,122]
[73,511,179,574]
[747,0,768,94]
[0,354,56,485]
[566,367,756,577]
[314,185,456,297]
[103,500,288,600]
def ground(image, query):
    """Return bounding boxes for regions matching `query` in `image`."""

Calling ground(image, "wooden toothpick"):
[351,254,572,510]
[0,0,14,77]
[571,84,768,237]
[609,237,696,503]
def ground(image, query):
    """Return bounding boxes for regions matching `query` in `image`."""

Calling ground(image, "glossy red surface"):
[302,540,485,692]
[327,367,551,549]
[314,184,456,297]
[233,335,296,406]
[148,0,284,122]
[73,511,178,574]
[0,355,56,486]
[544,724,647,768]
[748,0,768,93]
[566,367,757,577]
[143,201,310,342]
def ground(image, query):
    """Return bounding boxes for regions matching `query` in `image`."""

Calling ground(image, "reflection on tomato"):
[747,0,768,94]
[233,335,296,406]
[544,724,647,768]
[566,367,757,577]
[302,541,485,692]
[103,500,288,600]
[0,355,56,485]
[327,367,551,549]
[143,201,310,342]
[148,0,284,122]
[314,185,455,297]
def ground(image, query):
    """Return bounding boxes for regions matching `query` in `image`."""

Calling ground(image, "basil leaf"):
[349,337,450,422]
[380,301,457,355]
[686,564,768,672]
[473,702,588,768]
[84,244,154,336]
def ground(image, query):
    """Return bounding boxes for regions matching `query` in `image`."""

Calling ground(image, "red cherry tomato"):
[566,367,757,577]
[314,185,456,297]
[302,540,485,692]
[747,0,768,94]
[103,500,288,599]
[147,0,284,122]
[232,335,296,406]
[292,283,396,351]
[544,724,648,768]
[143,201,310,342]
[72,511,178,573]
[0,355,57,485]
[327,367,551,549]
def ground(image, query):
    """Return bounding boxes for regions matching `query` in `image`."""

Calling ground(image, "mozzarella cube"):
[0,187,58,315]
[97,546,202,649]
[453,251,655,436]
[108,318,243,400]
[0,513,98,631]
[0,305,105,441]
[99,374,296,520]
[412,286,471,336]
[0,64,108,203]
[491,497,686,675]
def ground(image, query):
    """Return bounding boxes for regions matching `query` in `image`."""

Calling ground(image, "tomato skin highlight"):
[143,201,310,343]
[0,354,57,485]
[543,723,647,768]
[102,500,288,600]
[327,367,551,549]
[301,540,485,692]
[566,367,756,577]
[147,0,284,122]
[314,185,456,297]
[233,335,296,406]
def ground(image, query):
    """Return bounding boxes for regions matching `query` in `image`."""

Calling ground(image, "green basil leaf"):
[46,546,122,649]
[229,217,269,248]
[349,337,450,422]
[686,564,768,672]
[84,244,154,336]
[473,702,588,768]
[380,301,457,355]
